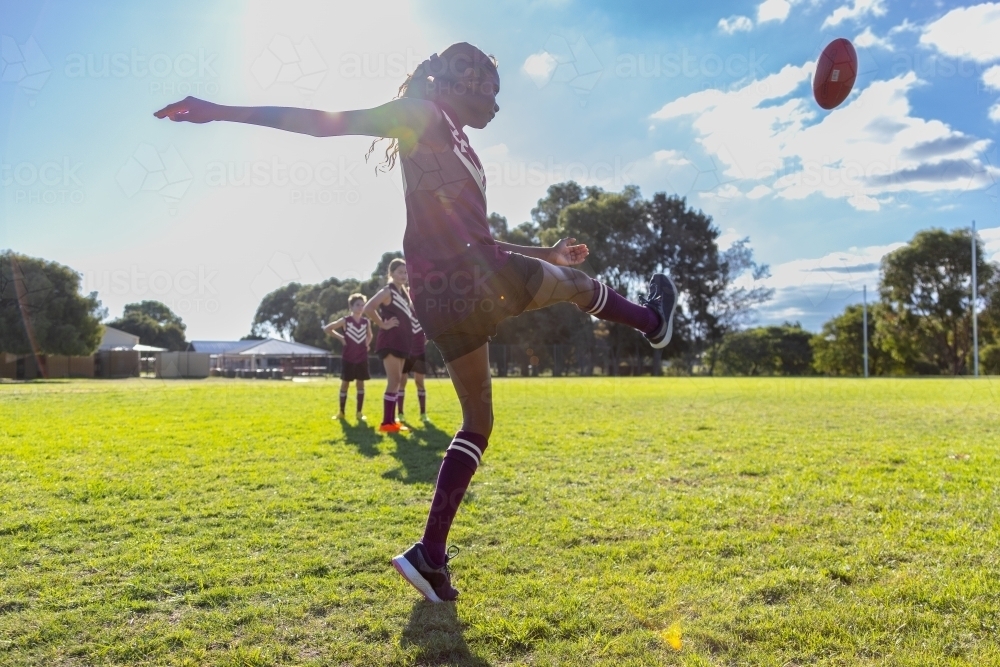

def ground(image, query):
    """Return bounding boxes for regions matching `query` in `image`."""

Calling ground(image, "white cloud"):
[653,149,691,166]
[758,0,792,24]
[854,27,893,51]
[755,242,901,328]
[756,227,1000,328]
[717,227,743,249]
[822,0,887,29]
[991,103,1000,123]
[523,51,559,87]
[747,184,773,199]
[718,15,754,34]
[650,64,999,211]
[701,183,742,199]
[920,2,1000,63]
[981,225,1000,263]
[983,65,1000,91]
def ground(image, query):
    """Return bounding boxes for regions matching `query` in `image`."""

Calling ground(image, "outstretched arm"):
[154,96,444,142]
[497,238,590,266]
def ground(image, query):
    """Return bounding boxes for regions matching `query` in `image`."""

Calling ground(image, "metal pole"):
[863,285,869,379]
[972,220,979,378]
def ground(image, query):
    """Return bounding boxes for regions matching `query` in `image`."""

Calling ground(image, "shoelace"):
[639,291,658,308]
[442,545,461,574]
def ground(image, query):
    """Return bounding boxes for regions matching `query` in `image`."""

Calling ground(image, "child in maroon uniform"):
[155,43,677,603]
[362,259,414,433]
[323,293,373,421]
[398,310,429,423]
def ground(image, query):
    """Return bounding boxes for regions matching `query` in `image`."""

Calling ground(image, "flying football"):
[813,38,857,110]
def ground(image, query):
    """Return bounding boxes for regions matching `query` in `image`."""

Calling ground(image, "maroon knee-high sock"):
[417,389,426,414]
[422,430,488,567]
[339,391,348,414]
[382,392,396,425]
[396,389,405,416]
[356,390,365,413]
[582,280,660,334]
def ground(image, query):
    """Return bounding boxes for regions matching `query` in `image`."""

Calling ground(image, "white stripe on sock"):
[587,283,608,315]
[448,443,480,466]
[452,437,483,459]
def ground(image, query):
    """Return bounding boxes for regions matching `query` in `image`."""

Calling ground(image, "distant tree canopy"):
[713,323,814,376]
[813,227,1000,376]
[488,182,772,374]
[0,251,105,356]
[107,301,187,351]
[880,228,995,375]
[249,251,404,351]
[248,184,772,375]
[811,303,892,377]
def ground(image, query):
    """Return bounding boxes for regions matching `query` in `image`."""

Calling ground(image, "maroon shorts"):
[377,348,409,361]
[403,353,426,375]
[340,360,370,382]
[431,252,544,363]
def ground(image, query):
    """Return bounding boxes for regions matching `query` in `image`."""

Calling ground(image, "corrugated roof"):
[190,340,261,355]
[238,338,331,356]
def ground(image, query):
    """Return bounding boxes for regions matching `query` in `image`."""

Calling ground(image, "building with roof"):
[190,338,333,377]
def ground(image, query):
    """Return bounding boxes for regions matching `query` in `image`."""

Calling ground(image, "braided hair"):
[365,42,498,173]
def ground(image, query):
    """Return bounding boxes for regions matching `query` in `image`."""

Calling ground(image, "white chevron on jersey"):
[345,320,368,344]
[441,109,487,199]
[391,291,414,320]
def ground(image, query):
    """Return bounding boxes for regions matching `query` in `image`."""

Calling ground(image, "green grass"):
[1,377,999,666]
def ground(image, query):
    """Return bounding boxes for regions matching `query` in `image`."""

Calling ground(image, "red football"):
[813,38,858,110]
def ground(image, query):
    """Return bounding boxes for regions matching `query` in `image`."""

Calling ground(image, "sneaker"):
[420,413,430,423]
[640,274,678,349]
[334,412,346,420]
[391,543,459,602]
[356,412,366,421]
[397,412,405,422]
[378,422,400,433]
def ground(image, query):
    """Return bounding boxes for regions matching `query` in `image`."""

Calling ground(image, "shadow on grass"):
[401,600,492,666]
[384,421,453,485]
[333,418,381,459]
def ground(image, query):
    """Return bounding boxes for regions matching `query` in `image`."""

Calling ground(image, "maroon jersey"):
[341,315,369,364]
[401,101,511,340]
[375,283,414,354]
[410,320,426,356]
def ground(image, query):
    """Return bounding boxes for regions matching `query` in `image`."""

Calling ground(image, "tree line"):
[3,183,997,377]
[714,228,1000,376]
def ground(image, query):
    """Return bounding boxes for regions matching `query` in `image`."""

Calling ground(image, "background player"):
[362,259,414,433]
[397,296,429,424]
[323,294,373,421]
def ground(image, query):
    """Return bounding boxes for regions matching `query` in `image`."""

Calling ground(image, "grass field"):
[1,377,999,666]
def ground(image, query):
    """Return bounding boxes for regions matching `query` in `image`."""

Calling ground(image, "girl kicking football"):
[362,259,414,433]
[323,293,373,421]
[155,42,677,603]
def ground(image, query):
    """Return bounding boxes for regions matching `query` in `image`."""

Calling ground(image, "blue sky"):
[1,0,998,339]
